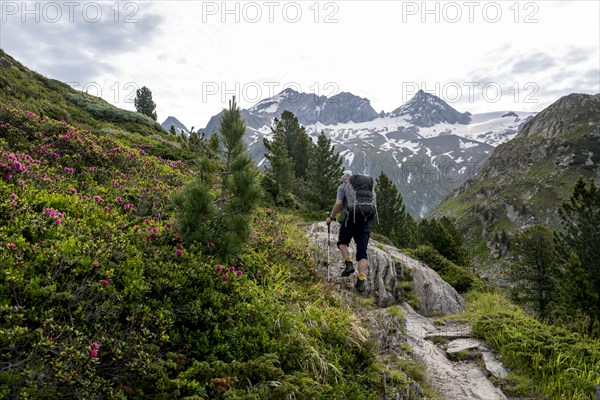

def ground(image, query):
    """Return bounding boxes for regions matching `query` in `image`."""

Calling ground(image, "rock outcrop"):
[306,221,508,400]
[306,221,464,314]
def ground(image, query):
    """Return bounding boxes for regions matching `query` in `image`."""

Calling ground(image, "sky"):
[1,0,599,130]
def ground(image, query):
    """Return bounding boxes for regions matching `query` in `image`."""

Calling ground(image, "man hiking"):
[326,170,375,292]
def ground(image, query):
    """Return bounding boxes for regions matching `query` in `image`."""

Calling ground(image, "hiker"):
[325,170,373,292]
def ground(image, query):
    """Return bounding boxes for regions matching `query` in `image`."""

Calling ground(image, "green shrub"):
[65,92,163,133]
[467,292,600,399]
[407,245,485,293]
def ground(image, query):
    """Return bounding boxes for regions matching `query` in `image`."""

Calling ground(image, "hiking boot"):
[341,261,355,277]
[355,277,365,292]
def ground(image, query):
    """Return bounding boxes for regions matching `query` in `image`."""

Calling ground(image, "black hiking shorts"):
[337,220,371,261]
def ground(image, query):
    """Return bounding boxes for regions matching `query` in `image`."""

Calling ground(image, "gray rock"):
[481,351,509,379]
[402,304,507,400]
[306,222,465,313]
[0,57,12,69]
[425,323,471,341]
[446,338,481,354]
[384,245,465,316]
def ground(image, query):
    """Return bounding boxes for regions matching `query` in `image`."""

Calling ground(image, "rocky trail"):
[306,222,509,400]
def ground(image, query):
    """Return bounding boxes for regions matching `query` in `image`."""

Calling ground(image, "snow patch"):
[459,139,479,149]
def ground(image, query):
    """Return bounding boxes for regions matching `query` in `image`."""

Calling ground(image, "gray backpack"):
[344,174,378,223]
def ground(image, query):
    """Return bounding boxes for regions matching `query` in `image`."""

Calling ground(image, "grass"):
[0,100,440,398]
[463,291,600,399]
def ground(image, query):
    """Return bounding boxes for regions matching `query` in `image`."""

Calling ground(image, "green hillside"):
[0,49,197,163]
[0,53,433,398]
[430,93,600,276]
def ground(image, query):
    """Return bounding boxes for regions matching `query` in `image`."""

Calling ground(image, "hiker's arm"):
[327,200,343,221]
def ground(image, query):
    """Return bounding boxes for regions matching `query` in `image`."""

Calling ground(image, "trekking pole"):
[326,214,331,282]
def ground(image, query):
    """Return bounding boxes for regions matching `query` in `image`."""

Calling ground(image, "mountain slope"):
[0,50,197,162]
[429,92,600,275]
[201,89,535,217]
[0,49,163,135]
[161,115,189,136]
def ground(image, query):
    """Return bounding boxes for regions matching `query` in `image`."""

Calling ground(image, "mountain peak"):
[161,116,189,136]
[245,89,378,125]
[518,92,600,140]
[389,91,471,127]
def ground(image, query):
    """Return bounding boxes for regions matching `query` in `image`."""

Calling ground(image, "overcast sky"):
[1,1,599,129]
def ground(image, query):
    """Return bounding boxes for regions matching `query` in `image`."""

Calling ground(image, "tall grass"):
[466,291,600,399]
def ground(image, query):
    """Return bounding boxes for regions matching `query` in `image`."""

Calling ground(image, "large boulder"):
[306,222,465,315]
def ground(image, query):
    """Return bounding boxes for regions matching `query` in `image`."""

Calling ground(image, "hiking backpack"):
[344,174,378,224]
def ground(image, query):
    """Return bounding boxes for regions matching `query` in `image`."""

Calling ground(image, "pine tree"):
[188,128,205,154]
[304,132,343,211]
[271,110,311,180]
[418,217,468,266]
[509,225,559,319]
[374,172,416,248]
[262,129,295,206]
[174,97,261,258]
[169,125,177,136]
[556,252,599,324]
[134,86,157,121]
[556,177,600,321]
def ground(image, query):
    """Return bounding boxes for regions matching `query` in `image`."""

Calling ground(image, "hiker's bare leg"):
[357,258,368,276]
[338,244,351,260]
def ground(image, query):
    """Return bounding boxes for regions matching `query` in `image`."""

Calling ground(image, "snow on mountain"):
[199,89,538,217]
[161,116,190,136]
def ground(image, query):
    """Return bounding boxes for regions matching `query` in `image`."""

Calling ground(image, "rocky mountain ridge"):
[161,115,190,136]
[430,92,600,275]
[199,89,536,217]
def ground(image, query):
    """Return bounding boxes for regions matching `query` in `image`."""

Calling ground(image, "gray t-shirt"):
[336,182,350,220]
[336,182,347,202]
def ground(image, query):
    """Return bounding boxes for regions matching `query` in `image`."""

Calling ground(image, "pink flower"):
[229,266,236,272]
[71,188,77,193]
[9,193,16,199]
[7,243,16,249]
[221,273,229,280]
[17,180,25,186]
[236,270,243,276]
[102,279,109,286]
[123,203,133,211]
[55,219,61,225]
[175,249,183,256]
[93,261,99,268]
[216,264,223,271]
[208,242,215,248]
[91,341,100,350]
[89,349,98,357]
[276,290,283,294]
[104,207,109,212]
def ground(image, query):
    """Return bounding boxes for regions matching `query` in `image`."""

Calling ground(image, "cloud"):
[511,52,557,74]
[0,2,164,83]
